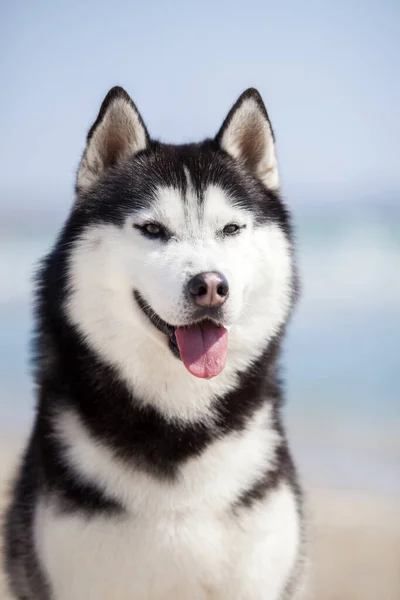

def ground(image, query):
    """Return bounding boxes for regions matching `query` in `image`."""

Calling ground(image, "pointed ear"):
[76,86,149,193]
[216,88,279,191]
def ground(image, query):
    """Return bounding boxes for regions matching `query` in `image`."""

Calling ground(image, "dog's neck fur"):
[36,301,287,473]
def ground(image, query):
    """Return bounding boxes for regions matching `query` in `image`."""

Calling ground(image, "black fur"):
[3,437,52,600]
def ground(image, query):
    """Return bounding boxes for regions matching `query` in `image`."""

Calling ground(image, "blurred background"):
[1,1,399,598]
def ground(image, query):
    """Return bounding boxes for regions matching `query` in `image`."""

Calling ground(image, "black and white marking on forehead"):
[77,142,290,234]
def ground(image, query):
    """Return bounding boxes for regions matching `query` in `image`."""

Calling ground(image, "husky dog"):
[3,87,305,599]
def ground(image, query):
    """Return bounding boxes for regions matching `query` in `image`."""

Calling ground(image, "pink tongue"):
[175,322,228,379]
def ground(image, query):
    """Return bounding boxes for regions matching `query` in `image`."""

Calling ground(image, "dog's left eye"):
[222,223,241,236]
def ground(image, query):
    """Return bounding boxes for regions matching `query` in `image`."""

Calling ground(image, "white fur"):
[35,405,299,600]
[65,183,293,421]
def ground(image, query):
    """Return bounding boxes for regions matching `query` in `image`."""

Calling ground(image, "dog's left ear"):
[216,88,279,191]
[76,86,149,193]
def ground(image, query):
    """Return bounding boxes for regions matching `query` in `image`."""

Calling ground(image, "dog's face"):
[63,87,295,383]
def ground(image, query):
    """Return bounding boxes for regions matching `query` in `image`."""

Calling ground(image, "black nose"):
[188,272,229,307]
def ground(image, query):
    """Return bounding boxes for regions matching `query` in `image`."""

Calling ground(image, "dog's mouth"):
[134,291,228,379]
[134,290,180,356]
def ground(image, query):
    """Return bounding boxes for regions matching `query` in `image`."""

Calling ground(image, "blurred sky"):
[1,0,399,212]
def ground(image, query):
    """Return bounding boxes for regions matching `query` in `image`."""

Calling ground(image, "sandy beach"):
[1,436,399,600]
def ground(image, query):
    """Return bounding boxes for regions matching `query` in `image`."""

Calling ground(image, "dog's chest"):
[35,407,300,599]
[35,483,300,600]
[37,507,231,600]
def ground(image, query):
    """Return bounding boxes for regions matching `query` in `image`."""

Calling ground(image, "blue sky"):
[1,0,399,210]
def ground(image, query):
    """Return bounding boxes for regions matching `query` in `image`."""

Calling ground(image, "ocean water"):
[1,204,399,491]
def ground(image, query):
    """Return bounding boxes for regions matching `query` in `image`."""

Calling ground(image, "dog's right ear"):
[76,87,149,193]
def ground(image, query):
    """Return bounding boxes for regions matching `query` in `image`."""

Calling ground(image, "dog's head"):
[61,87,296,383]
